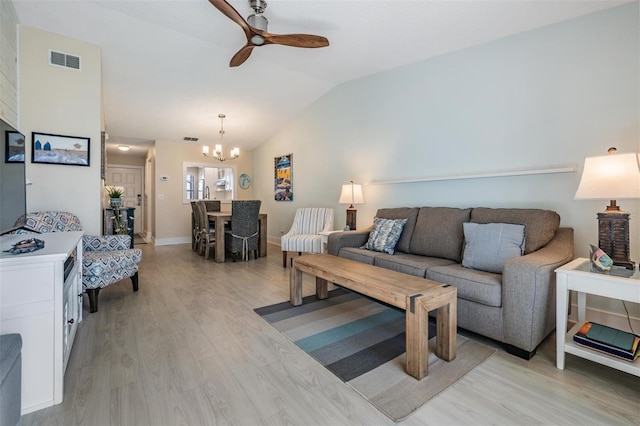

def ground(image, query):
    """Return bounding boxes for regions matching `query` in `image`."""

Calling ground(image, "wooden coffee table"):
[290,254,457,380]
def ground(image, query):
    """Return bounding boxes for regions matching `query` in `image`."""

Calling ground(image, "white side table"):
[555,258,640,376]
[319,230,341,253]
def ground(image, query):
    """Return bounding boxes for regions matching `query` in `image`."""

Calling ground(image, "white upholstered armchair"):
[281,207,334,267]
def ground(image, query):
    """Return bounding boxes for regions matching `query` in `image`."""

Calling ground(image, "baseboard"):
[267,235,281,246]
[154,237,191,246]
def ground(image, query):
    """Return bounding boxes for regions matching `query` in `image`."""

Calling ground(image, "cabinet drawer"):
[0,264,54,306]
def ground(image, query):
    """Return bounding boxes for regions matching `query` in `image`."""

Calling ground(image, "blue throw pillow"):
[462,222,526,273]
[362,217,408,255]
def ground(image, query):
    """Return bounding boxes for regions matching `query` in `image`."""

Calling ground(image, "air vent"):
[183,137,199,142]
[49,50,81,70]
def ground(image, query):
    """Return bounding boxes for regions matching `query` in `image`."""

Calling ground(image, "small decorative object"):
[590,244,613,272]
[3,238,45,254]
[239,173,251,189]
[111,207,130,235]
[31,132,90,166]
[106,186,124,208]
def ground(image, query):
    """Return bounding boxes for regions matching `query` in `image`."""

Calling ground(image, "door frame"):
[105,164,145,235]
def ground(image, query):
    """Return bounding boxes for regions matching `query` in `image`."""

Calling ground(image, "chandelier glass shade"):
[203,114,240,162]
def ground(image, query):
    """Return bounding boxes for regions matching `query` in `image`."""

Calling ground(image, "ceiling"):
[13,0,629,158]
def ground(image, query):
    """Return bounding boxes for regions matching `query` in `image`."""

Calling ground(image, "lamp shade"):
[574,152,640,200]
[339,183,365,205]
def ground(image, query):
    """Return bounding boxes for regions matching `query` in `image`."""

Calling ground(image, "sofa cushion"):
[373,253,456,278]
[338,247,380,264]
[375,208,419,253]
[470,208,560,254]
[427,264,502,307]
[362,217,407,254]
[462,222,525,273]
[409,207,471,262]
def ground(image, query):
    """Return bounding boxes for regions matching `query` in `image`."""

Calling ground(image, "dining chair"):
[190,201,201,252]
[225,200,262,262]
[203,200,221,212]
[195,201,216,259]
[281,207,334,267]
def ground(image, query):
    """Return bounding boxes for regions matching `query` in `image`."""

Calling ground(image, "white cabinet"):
[0,231,83,414]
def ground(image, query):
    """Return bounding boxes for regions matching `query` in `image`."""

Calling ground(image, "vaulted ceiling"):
[13,0,628,157]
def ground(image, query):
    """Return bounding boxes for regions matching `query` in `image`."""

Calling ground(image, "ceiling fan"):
[209,0,329,67]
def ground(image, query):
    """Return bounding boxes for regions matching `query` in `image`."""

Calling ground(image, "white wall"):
[19,26,102,233]
[253,5,639,314]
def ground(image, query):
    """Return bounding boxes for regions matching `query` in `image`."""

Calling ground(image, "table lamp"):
[574,148,640,270]
[338,181,365,230]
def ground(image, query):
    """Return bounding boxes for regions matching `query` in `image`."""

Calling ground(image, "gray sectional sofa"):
[327,207,574,359]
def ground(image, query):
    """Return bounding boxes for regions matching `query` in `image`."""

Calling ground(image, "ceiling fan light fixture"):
[250,34,265,45]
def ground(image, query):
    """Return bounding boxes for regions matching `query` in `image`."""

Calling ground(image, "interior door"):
[105,166,143,234]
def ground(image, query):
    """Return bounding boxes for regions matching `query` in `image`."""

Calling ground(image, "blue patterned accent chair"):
[281,207,334,267]
[15,211,142,313]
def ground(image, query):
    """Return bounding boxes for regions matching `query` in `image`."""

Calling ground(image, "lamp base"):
[597,210,635,270]
[346,208,357,231]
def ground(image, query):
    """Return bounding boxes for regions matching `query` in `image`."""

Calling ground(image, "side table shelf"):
[555,258,640,377]
[564,321,639,377]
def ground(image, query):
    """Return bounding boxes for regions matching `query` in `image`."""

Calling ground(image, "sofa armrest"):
[327,227,371,256]
[501,227,574,352]
[83,234,132,251]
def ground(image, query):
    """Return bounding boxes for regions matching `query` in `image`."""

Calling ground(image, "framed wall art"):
[5,131,25,163]
[32,132,90,166]
[274,153,293,201]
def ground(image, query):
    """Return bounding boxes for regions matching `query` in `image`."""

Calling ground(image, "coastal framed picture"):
[32,132,90,166]
[5,131,25,163]
[274,153,293,201]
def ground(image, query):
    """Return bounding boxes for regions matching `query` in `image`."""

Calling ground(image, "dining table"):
[207,211,268,263]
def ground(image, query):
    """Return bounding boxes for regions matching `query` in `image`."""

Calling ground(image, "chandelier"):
[202,113,240,162]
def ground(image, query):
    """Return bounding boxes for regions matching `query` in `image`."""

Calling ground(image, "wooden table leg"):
[316,277,328,300]
[290,263,303,306]
[432,294,457,362]
[259,215,267,258]
[214,216,225,263]
[405,294,429,380]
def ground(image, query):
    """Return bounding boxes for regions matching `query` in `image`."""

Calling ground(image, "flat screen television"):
[0,117,27,234]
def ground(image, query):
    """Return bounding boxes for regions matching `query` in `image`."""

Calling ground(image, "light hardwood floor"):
[21,242,639,425]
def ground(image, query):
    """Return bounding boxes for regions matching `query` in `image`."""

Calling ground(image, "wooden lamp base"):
[597,210,635,270]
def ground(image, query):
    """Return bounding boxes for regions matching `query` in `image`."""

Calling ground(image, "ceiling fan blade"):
[230,44,254,67]
[208,0,251,38]
[263,33,329,48]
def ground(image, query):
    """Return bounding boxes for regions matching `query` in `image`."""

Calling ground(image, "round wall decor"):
[239,173,251,189]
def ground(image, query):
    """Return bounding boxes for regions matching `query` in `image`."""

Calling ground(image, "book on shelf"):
[573,322,640,362]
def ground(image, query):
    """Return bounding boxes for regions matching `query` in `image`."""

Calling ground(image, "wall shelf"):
[367,165,577,186]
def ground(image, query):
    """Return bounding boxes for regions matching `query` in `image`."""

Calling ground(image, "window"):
[185,174,195,200]
[182,162,236,203]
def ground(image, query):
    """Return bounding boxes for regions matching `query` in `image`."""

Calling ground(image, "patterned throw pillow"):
[462,222,526,273]
[361,217,408,255]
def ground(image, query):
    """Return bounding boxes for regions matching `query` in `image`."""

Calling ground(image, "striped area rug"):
[255,288,496,421]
